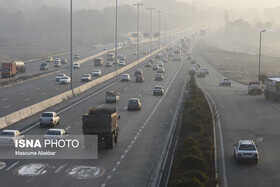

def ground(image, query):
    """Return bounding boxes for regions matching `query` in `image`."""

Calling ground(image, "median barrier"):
[0,117,7,129]
[5,111,21,126]
[18,107,32,120]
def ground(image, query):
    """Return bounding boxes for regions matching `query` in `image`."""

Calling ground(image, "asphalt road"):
[193,45,280,187]
[0,40,166,117]
[0,45,191,187]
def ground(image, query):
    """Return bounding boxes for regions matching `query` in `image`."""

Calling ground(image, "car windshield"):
[46,130,61,135]
[42,113,53,117]
[239,144,256,150]
[0,131,14,136]
[83,75,90,77]
[251,85,260,89]
[129,100,138,104]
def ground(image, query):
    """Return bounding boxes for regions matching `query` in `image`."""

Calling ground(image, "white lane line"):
[24,98,31,101]
[55,163,68,173]
[20,92,26,95]
[55,87,60,90]
[3,105,11,109]
[1,98,8,101]
[123,107,127,110]
[36,88,41,90]
[65,126,72,131]
[6,161,20,171]
[98,104,105,108]
[138,93,142,97]
[130,83,133,86]
[124,88,127,90]
[41,92,46,95]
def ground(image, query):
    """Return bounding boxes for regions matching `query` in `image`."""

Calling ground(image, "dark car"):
[136,75,144,82]
[148,59,154,64]
[197,71,206,78]
[248,84,262,95]
[128,98,142,111]
[40,63,49,70]
[153,86,165,96]
[134,69,143,76]
[155,73,163,81]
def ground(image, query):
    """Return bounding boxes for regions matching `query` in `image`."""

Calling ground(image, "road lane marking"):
[3,105,11,109]
[65,126,72,131]
[55,87,60,90]
[24,98,31,101]
[55,163,68,173]
[36,88,41,90]
[20,92,26,95]
[138,93,142,97]
[41,92,46,95]
[6,161,20,171]
[124,88,127,90]
[98,104,105,108]
[1,98,8,101]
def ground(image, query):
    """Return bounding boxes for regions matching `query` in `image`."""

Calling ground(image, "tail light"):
[237,153,241,157]
[254,153,258,158]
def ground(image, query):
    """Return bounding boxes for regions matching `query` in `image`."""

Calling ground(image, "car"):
[153,86,165,96]
[152,64,159,71]
[133,52,138,55]
[56,73,67,81]
[40,63,49,70]
[143,51,148,54]
[248,84,262,95]
[81,74,92,82]
[92,69,101,76]
[121,74,131,82]
[157,67,165,73]
[156,54,161,59]
[136,75,144,82]
[202,68,209,75]
[46,57,54,62]
[234,140,259,164]
[145,62,152,67]
[192,64,198,71]
[219,78,231,86]
[117,54,125,59]
[53,61,61,68]
[74,53,79,59]
[40,112,60,127]
[61,59,68,64]
[59,76,71,84]
[105,91,119,103]
[134,69,143,76]
[163,58,169,63]
[188,67,197,75]
[105,61,112,67]
[197,71,206,78]
[148,59,154,64]
[0,130,24,145]
[191,60,196,64]
[44,129,69,141]
[128,98,142,110]
[54,58,61,63]
[157,61,164,67]
[155,73,164,81]
[118,60,126,67]
[73,63,80,69]
[113,59,119,65]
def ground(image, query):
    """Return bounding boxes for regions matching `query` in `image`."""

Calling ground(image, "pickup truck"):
[219,78,231,87]
[0,130,24,145]
[248,82,262,95]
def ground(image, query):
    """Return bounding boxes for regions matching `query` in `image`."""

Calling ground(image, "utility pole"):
[70,0,73,93]
[156,10,162,48]
[259,30,266,82]
[147,7,155,53]
[133,2,144,60]
[115,0,118,72]
[164,13,168,46]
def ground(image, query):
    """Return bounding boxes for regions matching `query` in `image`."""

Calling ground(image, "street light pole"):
[133,2,143,60]
[147,8,155,53]
[164,13,168,46]
[258,30,266,83]
[70,0,73,93]
[115,0,118,72]
[156,10,162,48]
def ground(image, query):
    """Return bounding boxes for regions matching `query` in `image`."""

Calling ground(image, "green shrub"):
[185,146,204,158]
[173,177,204,187]
[190,121,203,133]
[183,170,208,184]
[180,154,209,170]
[182,137,199,148]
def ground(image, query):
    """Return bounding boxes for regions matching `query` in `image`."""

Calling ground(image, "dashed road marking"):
[24,98,31,101]
[3,105,10,109]
[6,161,20,171]
[20,92,26,95]
[1,98,8,101]
[55,163,68,173]
[41,92,46,95]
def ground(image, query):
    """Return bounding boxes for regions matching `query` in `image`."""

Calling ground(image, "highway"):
[193,45,280,187]
[0,45,190,187]
[0,40,163,117]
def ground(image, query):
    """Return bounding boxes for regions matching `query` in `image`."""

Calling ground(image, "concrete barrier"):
[0,36,184,130]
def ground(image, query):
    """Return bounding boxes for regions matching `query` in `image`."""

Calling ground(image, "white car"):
[54,58,61,63]
[234,140,259,164]
[157,61,164,67]
[92,69,101,76]
[74,53,79,59]
[40,112,60,127]
[202,68,209,75]
[105,61,112,67]
[73,63,80,69]
[81,74,92,82]
[157,67,165,73]
[59,76,71,84]
[152,64,159,71]
[56,73,67,81]
[121,74,131,82]
[219,78,231,86]
[0,130,24,145]
[153,86,165,95]
[118,61,126,67]
[61,59,68,64]
[44,129,69,141]
[133,52,138,55]
[53,61,61,68]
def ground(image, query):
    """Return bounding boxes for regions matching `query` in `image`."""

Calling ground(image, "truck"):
[264,76,280,101]
[107,52,115,61]
[82,108,120,149]
[14,61,26,73]
[105,91,119,103]
[1,62,17,78]
[173,48,181,61]
[94,57,103,66]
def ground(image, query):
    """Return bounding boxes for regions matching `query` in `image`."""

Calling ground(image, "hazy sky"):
[177,0,280,9]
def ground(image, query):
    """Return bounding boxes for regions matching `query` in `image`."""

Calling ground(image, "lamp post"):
[147,7,155,53]
[70,0,73,93]
[258,30,266,83]
[115,0,118,72]
[133,2,144,60]
[164,13,168,46]
[156,10,162,48]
